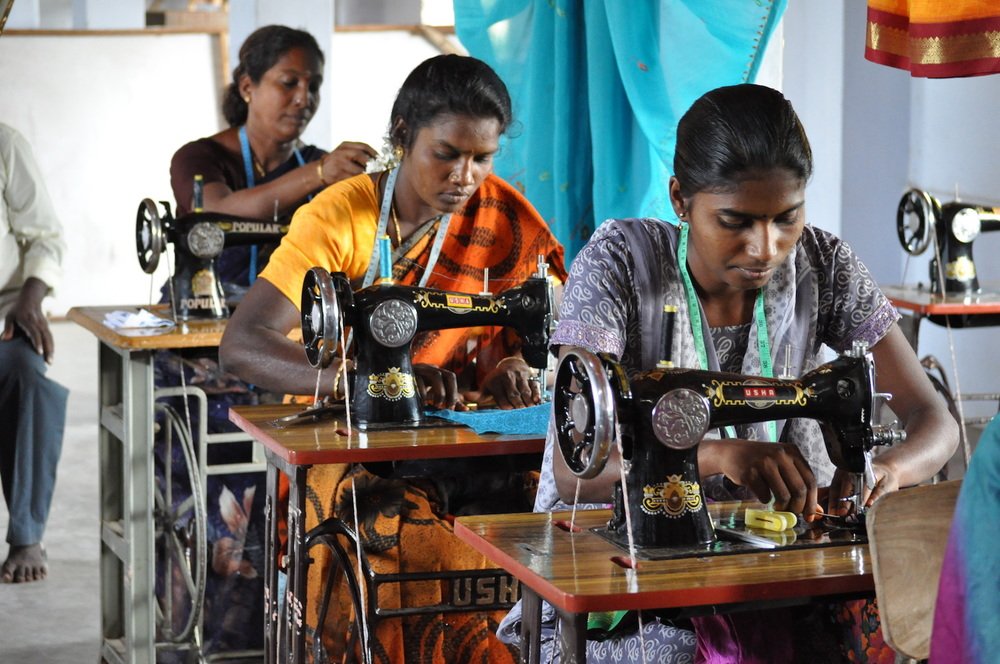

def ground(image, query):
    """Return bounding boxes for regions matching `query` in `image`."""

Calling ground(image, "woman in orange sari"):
[220,54,565,662]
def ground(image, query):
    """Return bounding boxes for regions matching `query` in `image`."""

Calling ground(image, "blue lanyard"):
[677,222,776,442]
[238,126,307,284]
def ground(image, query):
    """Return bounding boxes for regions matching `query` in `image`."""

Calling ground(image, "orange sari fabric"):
[866,0,1000,77]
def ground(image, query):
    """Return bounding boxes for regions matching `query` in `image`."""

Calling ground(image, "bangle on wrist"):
[316,161,328,186]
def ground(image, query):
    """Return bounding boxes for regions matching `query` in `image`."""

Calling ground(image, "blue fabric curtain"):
[455,0,788,260]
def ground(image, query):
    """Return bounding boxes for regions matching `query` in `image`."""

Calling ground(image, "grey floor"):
[0,321,102,662]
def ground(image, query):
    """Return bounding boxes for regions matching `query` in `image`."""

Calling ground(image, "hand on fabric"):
[479,356,540,410]
[823,459,901,515]
[413,363,465,410]
[700,438,818,515]
[319,141,378,185]
[1,277,54,363]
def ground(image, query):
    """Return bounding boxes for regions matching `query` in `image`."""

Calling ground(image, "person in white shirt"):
[0,122,67,583]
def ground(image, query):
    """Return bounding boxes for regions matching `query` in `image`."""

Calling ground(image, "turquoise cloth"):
[426,403,551,435]
[454,0,787,260]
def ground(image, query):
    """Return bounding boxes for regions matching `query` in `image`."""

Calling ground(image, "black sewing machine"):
[299,258,554,431]
[897,188,1000,295]
[136,198,288,320]
[553,341,904,554]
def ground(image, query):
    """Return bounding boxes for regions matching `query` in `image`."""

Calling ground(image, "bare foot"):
[1,543,48,583]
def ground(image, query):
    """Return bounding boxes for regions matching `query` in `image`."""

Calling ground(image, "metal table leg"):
[520,587,542,664]
[555,607,587,664]
[97,341,156,663]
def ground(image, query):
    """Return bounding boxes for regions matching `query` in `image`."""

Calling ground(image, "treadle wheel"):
[301,267,347,370]
[137,198,167,274]
[897,189,939,256]
[153,402,207,648]
[553,349,619,479]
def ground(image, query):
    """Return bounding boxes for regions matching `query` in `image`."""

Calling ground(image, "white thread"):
[350,475,369,661]
[313,367,323,405]
[340,330,353,435]
[614,419,648,664]
[570,478,582,531]
[929,225,972,464]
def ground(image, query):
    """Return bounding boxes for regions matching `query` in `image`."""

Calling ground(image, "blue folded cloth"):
[426,403,551,435]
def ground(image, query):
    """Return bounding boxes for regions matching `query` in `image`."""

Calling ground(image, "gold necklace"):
[252,155,266,178]
[390,202,402,247]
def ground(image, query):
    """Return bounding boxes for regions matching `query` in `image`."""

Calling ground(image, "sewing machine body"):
[554,345,901,550]
[135,198,288,320]
[897,189,1000,295]
[301,267,553,431]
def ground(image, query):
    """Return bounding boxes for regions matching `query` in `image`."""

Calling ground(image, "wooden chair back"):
[866,480,961,660]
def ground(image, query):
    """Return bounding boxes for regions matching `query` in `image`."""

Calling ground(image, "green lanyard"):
[677,222,776,442]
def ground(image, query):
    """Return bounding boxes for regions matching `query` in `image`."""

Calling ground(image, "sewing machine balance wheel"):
[136,198,166,273]
[553,348,622,479]
[301,266,344,370]
[896,188,939,256]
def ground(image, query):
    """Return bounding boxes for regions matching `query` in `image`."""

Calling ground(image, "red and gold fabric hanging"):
[866,0,1000,77]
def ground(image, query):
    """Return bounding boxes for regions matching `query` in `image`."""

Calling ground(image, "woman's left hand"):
[481,356,540,410]
[319,141,378,185]
[823,458,901,515]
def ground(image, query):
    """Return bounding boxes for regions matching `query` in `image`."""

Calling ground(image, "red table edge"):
[228,407,545,466]
[453,519,874,614]
[884,293,1000,316]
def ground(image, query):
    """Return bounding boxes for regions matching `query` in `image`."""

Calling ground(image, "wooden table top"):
[229,403,547,466]
[68,305,227,350]
[455,507,873,614]
[883,284,1000,315]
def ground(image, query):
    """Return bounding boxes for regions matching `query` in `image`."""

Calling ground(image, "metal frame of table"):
[455,507,874,664]
[228,403,547,664]
[70,305,263,664]
[882,284,1000,352]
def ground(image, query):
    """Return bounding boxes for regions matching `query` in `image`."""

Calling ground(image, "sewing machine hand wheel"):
[553,349,619,479]
[301,267,344,370]
[897,189,939,256]
[136,198,166,273]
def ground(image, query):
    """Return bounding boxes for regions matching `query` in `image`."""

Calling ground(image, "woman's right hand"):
[412,363,465,411]
[318,141,378,185]
[699,438,819,515]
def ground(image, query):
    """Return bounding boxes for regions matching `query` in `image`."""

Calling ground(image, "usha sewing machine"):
[298,256,555,431]
[553,339,905,551]
[897,188,1000,295]
[135,198,288,320]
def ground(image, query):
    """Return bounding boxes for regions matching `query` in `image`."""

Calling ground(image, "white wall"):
[0,33,220,313]
[777,1,845,238]
[0,30,447,316]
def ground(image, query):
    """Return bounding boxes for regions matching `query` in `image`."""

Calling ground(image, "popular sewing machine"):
[897,188,1000,295]
[298,257,555,431]
[553,339,905,553]
[135,198,288,320]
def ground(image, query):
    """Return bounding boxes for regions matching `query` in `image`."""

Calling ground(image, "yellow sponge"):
[745,508,798,532]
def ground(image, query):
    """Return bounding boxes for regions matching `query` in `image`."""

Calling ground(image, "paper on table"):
[103,308,175,330]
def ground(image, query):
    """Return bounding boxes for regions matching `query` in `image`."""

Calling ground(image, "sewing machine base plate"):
[592,522,867,561]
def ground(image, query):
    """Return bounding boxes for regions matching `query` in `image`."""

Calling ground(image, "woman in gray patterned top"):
[501,84,958,663]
